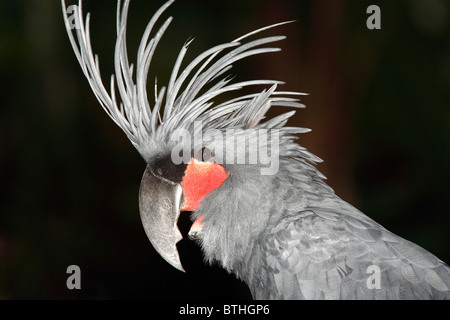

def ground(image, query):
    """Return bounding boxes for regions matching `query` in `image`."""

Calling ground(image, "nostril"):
[188,215,204,241]
[188,229,199,240]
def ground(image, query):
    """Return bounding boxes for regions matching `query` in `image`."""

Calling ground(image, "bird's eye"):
[200,147,212,162]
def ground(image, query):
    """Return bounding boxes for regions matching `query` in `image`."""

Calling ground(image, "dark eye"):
[201,147,212,162]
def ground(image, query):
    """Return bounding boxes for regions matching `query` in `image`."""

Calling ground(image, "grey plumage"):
[257,207,450,299]
[62,0,450,299]
[195,155,450,299]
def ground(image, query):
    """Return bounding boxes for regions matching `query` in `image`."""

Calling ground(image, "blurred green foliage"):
[0,0,449,299]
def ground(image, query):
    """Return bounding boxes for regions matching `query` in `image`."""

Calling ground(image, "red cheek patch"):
[180,158,229,211]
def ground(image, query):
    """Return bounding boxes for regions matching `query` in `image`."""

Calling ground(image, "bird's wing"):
[258,208,450,299]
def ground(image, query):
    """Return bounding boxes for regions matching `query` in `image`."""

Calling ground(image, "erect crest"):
[62,0,309,162]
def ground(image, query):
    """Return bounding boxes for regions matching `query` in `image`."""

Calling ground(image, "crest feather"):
[62,0,308,161]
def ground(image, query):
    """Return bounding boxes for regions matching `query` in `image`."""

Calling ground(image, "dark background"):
[1,0,449,299]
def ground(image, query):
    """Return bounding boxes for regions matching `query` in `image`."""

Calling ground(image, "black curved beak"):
[139,165,185,272]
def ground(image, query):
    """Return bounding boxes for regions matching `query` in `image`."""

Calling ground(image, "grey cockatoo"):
[62,0,450,299]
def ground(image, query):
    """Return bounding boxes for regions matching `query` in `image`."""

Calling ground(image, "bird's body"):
[251,204,450,299]
[62,0,450,299]
[194,154,450,299]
